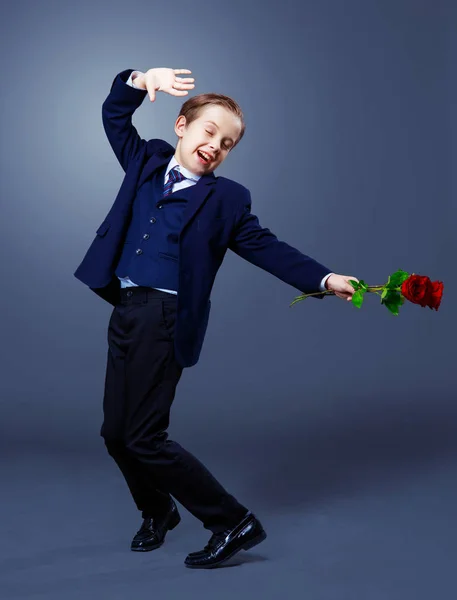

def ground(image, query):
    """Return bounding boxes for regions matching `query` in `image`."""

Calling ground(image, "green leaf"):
[358,280,369,291]
[352,289,365,308]
[349,279,360,290]
[386,269,410,289]
[382,290,403,315]
[384,300,400,315]
[381,289,396,304]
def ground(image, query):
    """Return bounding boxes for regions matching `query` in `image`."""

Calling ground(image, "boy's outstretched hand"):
[326,274,360,301]
[132,68,195,102]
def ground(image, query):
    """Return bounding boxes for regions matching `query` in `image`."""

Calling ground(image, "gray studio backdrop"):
[0,0,454,505]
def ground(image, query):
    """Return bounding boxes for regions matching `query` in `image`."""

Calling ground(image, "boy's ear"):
[174,115,187,138]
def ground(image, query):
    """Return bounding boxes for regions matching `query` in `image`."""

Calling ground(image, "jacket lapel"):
[181,172,217,232]
[137,151,173,189]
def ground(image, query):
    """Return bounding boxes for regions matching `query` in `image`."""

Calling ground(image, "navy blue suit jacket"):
[74,69,333,368]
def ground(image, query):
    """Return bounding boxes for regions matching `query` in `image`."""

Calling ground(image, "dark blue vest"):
[115,166,195,290]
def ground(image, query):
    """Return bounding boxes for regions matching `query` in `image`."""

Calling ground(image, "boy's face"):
[174,105,242,176]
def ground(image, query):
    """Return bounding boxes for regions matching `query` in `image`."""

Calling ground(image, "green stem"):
[292,285,401,301]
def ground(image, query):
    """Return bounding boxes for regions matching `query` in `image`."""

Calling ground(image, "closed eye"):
[206,130,231,151]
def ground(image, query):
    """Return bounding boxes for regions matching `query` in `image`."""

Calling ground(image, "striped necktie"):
[163,167,186,198]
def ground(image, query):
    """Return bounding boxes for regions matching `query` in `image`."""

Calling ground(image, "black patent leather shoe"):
[184,511,266,569]
[131,499,181,552]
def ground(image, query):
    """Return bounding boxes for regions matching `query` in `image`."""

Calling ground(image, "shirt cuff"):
[319,272,334,292]
[126,71,145,89]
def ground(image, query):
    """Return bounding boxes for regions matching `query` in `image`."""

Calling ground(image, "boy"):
[74,67,359,569]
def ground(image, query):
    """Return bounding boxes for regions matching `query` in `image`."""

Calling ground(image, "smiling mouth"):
[197,149,213,164]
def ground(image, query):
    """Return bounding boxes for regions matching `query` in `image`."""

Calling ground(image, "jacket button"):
[150,217,156,224]
[126,290,133,297]
[143,233,150,240]
[157,205,163,209]
[136,248,143,255]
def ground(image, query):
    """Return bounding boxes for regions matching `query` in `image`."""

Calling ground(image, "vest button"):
[136,249,143,255]
[158,205,163,209]
[150,217,157,224]
[143,233,150,240]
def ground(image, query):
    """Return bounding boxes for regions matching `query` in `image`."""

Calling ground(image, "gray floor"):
[1,443,456,600]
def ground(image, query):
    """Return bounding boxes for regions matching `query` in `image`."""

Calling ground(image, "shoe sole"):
[185,529,267,569]
[131,510,181,552]
[131,540,164,552]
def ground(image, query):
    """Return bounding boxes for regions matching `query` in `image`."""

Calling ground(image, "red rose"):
[401,275,432,307]
[424,280,444,311]
[401,275,444,311]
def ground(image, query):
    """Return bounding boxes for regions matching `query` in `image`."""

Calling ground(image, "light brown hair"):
[178,93,246,148]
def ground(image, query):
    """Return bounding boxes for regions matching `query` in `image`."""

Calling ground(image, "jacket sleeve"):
[228,189,333,297]
[101,69,149,172]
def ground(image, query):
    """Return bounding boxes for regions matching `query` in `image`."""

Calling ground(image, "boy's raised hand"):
[133,68,195,102]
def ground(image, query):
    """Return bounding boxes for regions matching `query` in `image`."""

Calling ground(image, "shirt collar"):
[165,156,201,182]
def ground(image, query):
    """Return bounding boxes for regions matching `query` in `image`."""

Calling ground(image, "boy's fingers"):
[147,82,156,101]
[173,69,192,74]
[175,77,195,83]
[173,81,195,89]
[168,89,190,97]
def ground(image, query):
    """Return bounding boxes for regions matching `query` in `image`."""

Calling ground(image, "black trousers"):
[100,286,248,533]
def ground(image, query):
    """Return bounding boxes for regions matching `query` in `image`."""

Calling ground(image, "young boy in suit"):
[74,66,359,569]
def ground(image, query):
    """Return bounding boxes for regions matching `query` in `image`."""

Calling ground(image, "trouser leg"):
[101,288,248,532]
